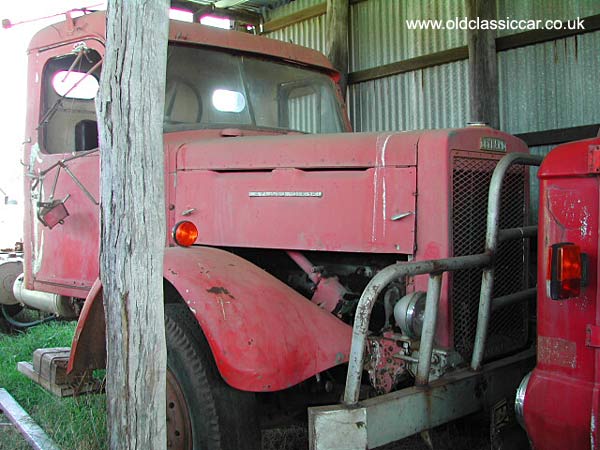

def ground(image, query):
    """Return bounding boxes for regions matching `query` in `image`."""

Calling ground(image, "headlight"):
[515,371,532,429]
[393,291,426,339]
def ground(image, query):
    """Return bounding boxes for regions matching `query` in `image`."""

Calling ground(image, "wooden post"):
[96,1,169,448]
[326,0,349,97]
[468,0,499,129]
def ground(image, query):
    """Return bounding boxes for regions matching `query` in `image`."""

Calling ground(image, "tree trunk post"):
[96,1,170,448]
[327,0,349,98]
[468,0,499,129]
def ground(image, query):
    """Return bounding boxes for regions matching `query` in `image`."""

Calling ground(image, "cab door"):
[23,39,103,297]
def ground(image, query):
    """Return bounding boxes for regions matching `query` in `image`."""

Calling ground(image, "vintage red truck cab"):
[516,137,600,450]
[0,11,542,449]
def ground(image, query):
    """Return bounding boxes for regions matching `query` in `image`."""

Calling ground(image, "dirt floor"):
[262,415,494,450]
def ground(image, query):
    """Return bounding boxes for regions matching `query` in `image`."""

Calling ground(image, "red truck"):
[516,135,600,450]
[0,11,543,449]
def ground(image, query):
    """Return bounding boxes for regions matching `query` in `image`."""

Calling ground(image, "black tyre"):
[165,304,261,450]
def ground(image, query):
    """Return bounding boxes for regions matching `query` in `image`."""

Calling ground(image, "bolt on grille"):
[451,155,528,361]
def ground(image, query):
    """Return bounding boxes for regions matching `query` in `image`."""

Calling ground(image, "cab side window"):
[40,48,101,154]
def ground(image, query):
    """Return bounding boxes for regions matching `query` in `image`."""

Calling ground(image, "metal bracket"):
[586,324,600,348]
[588,145,600,173]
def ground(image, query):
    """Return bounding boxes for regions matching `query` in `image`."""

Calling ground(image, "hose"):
[1,305,57,329]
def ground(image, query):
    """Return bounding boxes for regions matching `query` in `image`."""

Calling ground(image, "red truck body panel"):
[524,138,600,449]
[27,11,336,74]
[24,11,531,394]
[163,246,352,391]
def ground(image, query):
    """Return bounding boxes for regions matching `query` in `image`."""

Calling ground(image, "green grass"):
[0,321,488,450]
[0,321,107,450]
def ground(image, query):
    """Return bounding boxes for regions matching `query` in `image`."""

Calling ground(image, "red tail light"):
[173,221,198,247]
[547,243,583,300]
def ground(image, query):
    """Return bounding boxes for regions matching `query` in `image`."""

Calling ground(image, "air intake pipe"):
[12,274,77,318]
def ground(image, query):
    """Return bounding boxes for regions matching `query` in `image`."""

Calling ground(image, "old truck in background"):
[515,135,600,450]
[0,11,543,449]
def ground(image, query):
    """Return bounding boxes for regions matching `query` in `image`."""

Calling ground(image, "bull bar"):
[309,153,544,450]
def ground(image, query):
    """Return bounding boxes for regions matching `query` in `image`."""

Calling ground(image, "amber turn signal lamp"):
[547,243,583,300]
[173,221,198,247]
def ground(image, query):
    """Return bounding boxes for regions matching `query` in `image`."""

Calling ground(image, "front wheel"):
[165,304,261,450]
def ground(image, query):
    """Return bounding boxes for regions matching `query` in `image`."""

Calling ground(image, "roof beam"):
[170,0,262,24]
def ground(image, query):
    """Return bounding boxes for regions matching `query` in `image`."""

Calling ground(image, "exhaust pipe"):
[12,274,77,318]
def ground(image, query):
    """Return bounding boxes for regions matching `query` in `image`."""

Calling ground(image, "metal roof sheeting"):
[499,31,600,134]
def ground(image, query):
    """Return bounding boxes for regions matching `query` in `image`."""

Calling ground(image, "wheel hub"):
[166,369,193,450]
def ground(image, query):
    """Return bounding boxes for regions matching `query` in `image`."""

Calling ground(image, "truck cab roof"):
[27,10,336,75]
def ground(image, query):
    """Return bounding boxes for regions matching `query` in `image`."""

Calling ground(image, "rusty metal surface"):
[343,252,492,405]
[166,370,193,450]
[365,334,407,394]
[311,348,534,450]
[67,278,105,374]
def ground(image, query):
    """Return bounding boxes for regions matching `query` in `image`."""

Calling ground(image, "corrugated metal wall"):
[497,0,600,36]
[349,0,467,71]
[266,0,599,133]
[267,15,326,52]
[349,61,469,131]
[499,31,600,134]
[347,0,469,131]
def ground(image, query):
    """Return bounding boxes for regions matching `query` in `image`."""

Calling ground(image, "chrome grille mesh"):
[451,155,528,360]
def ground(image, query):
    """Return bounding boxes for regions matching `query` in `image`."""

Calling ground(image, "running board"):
[17,347,103,397]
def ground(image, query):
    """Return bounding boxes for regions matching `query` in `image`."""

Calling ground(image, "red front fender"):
[163,246,352,391]
[68,246,352,392]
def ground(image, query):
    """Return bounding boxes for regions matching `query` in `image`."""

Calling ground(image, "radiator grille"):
[451,155,528,361]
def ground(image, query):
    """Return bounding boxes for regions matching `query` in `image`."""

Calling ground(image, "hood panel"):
[173,132,418,254]
[175,132,419,170]
[174,166,417,254]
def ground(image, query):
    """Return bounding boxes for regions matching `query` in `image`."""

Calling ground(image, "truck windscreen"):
[164,44,345,134]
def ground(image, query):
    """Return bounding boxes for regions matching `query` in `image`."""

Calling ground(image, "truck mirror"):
[37,199,70,229]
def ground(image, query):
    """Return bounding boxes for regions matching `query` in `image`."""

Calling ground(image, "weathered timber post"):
[96,1,170,448]
[468,0,499,129]
[327,0,349,97]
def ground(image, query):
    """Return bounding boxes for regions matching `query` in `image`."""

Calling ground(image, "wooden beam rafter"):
[467,0,498,128]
